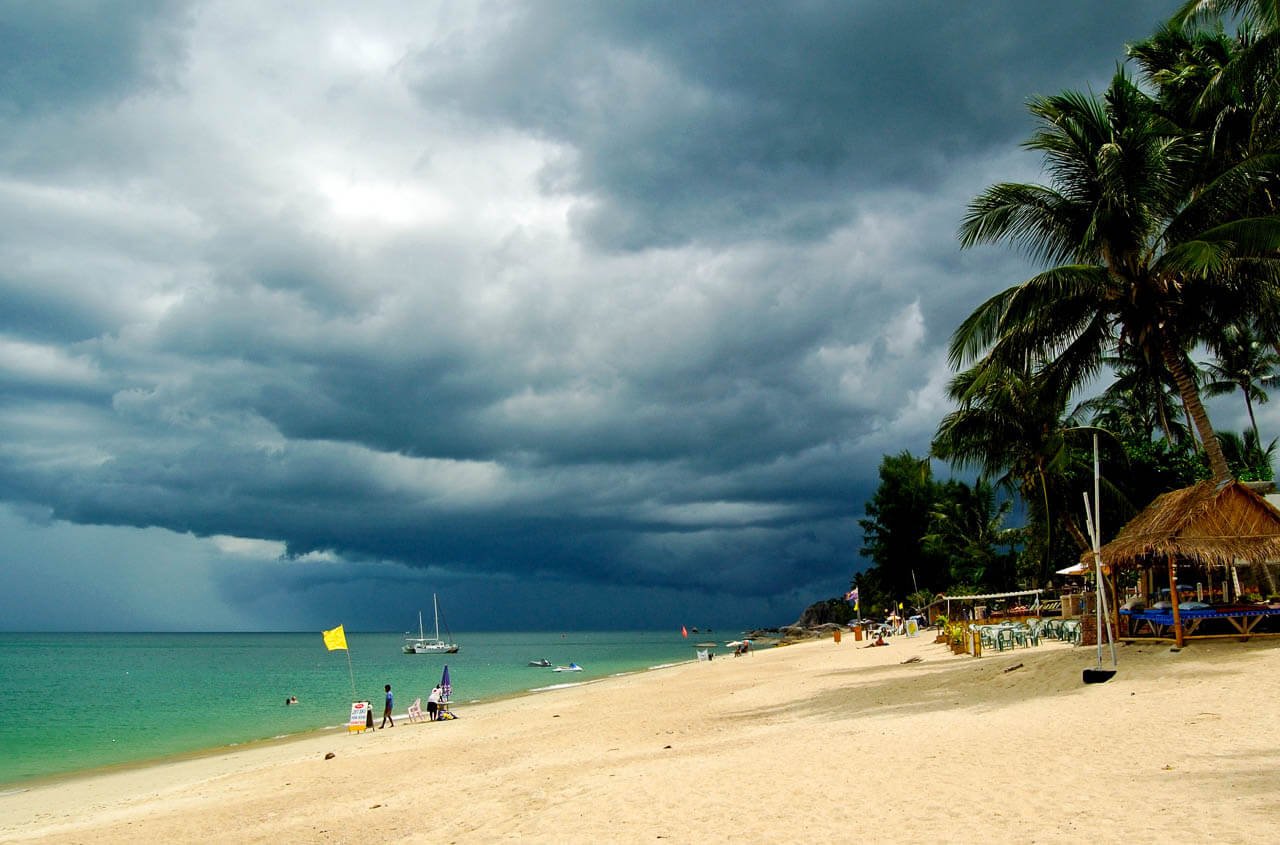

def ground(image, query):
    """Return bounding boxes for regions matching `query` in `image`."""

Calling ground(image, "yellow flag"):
[322,624,348,651]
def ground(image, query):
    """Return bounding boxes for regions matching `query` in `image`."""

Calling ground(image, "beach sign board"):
[349,700,370,733]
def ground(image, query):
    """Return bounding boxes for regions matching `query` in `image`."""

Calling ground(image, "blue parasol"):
[440,664,451,702]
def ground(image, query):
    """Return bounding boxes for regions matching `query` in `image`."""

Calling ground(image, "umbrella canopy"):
[440,665,451,702]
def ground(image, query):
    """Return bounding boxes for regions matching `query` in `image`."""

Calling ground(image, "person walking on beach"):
[381,684,395,728]
[427,684,442,721]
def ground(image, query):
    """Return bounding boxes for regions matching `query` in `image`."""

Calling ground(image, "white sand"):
[2,633,1278,843]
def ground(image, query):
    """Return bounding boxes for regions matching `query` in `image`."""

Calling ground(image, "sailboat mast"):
[434,593,441,640]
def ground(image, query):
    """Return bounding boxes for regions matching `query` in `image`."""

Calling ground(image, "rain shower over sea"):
[0,630,710,787]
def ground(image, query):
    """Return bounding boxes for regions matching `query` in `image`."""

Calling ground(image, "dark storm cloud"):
[0,1,1213,632]
[403,0,1174,250]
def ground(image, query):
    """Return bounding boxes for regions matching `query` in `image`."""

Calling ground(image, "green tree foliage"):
[1218,429,1279,479]
[857,452,950,608]
[931,360,1099,580]
[922,478,1019,590]
[953,67,1280,484]
[1202,321,1280,445]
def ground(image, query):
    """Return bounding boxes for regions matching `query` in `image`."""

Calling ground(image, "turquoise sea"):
[0,630,725,788]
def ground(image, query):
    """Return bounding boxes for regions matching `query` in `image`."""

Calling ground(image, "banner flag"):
[681,625,688,638]
[322,624,348,651]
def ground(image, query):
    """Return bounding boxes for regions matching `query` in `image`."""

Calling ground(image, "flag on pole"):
[845,588,859,604]
[322,624,348,651]
[681,625,688,638]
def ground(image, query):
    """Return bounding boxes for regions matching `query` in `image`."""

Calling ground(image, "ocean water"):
[0,630,722,787]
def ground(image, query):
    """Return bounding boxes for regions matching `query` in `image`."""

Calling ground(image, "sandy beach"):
[2,632,1278,844]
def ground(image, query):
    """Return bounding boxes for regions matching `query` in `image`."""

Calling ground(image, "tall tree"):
[1218,428,1278,479]
[954,70,1280,484]
[1078,343,1193,445]
[922,478,1018,590]
[932,360,1095,584]
[1202,321,1280,445]
[858,452,948,602]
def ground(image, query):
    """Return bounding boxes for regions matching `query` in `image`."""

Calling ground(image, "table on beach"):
[1121,606,1280,640]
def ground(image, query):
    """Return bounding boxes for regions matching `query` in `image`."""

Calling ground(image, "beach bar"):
[1094,480,1280,647]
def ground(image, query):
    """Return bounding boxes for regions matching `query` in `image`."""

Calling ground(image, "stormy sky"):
[3,0,1227,632]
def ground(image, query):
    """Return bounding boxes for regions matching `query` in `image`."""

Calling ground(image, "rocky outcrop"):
[794,598,855,629]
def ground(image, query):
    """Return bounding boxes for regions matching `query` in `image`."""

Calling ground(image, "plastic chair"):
[407,698,425,723]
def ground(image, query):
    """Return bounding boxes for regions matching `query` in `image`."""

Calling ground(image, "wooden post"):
[1168,554,1184,648]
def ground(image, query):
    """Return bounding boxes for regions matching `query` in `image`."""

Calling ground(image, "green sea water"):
[0,630,721,787]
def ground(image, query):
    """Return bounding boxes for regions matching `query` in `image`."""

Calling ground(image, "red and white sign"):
[348,700,370,733]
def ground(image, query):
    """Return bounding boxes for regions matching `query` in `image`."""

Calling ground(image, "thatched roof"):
[1092,480,1280,569]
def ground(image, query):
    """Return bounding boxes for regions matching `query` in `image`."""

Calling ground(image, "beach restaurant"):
[1092,479,1280,648]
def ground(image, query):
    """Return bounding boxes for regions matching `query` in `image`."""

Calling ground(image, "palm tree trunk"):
[1162,338,1232,483]
[1244,390,1261,447]
[1062,515,1091,553]
[1156,400,1176,445]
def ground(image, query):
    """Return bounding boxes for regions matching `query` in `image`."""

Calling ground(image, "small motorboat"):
[527,658,552,667]
[553,662,583,672]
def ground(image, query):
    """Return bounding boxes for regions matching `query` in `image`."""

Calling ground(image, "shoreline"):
[4,633,1279,842]
[0,655,699,794]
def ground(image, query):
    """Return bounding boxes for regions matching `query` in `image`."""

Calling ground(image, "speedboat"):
[553,662,583,672]
[527,658,552,667]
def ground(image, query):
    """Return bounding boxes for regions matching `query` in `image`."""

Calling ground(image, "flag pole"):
[345,648,357,701]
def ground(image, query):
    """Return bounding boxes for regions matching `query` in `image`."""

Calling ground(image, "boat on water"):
[527,658,552,667]
[552,662,583,672]
[403,594,460,654]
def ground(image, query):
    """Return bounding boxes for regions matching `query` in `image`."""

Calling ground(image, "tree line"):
[851,1,1280,621]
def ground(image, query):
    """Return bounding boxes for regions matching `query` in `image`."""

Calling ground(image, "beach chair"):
[697,649,710,662]
[407,698,425,723]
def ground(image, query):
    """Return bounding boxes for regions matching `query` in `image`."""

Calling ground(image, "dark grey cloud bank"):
[0,1,1195,632]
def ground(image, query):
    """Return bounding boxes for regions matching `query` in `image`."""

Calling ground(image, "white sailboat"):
[403,594,459,654]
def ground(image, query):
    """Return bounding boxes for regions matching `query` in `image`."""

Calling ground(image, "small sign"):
[349,700,370,733]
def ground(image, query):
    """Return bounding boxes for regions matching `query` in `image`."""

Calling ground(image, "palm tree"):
[954,70,1280,484]
[1202,321,1280,443]
[1218,428,1278,479]
[922,478,1017,589]
[1171,1,1280,124]
[932,360,1094,560]
[1077,343,1193,445]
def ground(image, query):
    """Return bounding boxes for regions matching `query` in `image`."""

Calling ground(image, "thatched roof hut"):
[1094,480,1280,569]
[1088,480,1280,646]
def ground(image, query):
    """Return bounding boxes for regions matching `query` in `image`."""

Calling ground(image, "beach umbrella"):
[440,664,451,702]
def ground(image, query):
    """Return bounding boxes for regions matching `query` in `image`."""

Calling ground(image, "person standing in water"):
[381,684,394,728]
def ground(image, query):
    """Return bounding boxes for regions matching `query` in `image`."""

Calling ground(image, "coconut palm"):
[922,478,1018,589]
[1218,428,1278,479]
[932,360,1094,560]
[1078,343,1194,445]
[1202,321,1280,444]
[954,69,1280,484]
